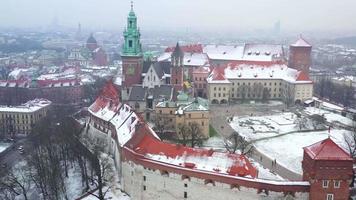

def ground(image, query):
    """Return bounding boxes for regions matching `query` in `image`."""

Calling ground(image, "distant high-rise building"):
[121,2,143,88]
[75,23,82,41]
[273,20,281,35]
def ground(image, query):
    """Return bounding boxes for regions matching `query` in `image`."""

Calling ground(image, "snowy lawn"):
[305,107,355,127]
[0,142,11,153]
[81,186,130,200]
[254,129,351,174]
[230,112,305,141]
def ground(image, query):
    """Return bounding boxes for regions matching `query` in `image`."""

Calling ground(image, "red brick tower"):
[170,43,184,91]
[288,36,312,75]
[302,138,353,200]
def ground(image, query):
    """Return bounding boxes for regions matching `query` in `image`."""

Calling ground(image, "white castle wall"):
[121,161,308,200]
[86,119,309,200]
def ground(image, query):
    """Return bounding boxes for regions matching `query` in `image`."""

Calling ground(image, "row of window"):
[232,82,282,87]
[322,180,340,188]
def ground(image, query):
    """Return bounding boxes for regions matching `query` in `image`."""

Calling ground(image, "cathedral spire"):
[122,1,142,56]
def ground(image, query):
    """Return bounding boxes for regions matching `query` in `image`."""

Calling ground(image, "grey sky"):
[0,0,355,34]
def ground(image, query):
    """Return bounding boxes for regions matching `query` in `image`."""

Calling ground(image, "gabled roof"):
[148,85,173,100]
[165,44,203,53]
[296,71,311,81]
[207,68,230,84]
[291,36,311,47]
[100,80,120,101]
[304,138,352,161]
[128,85,147,101]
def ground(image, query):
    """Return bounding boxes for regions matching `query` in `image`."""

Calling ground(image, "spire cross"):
[131,1,133,10]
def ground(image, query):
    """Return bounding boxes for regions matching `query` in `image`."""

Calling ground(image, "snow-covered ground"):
[0,142,11,153]
[230,112,307,141]
[254,129,351,174]
[305,106,355,127]
[81,186,130,200]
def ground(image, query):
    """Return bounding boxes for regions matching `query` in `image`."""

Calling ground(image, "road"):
[0,137,35,169]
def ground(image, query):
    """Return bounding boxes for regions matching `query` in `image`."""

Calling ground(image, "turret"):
[288,35,312,75]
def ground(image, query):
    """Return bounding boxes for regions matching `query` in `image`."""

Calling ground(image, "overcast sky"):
[1,0,355,34]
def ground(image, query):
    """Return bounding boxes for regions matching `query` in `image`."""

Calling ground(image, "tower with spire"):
[121,1,143,87]
[170,43,185,91]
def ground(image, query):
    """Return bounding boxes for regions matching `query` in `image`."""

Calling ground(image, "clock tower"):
[121,2,143,88]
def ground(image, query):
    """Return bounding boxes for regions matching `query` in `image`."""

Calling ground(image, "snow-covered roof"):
[203,45,245,61]
[304,138,352,161]
[0,99,51,113]
[291,37,311,47]
[208,63,312,84]
[157,52,209,66]
[203,44,284,62]
[127,125,258,178]
[88,81,157,146]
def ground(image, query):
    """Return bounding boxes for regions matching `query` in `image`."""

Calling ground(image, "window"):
[322,180,329,188]
[143,185,146,191]
[184,183,188,187]
[184,192,187,199]
[334,180,340,188]
[143,176,146,181]
[326,194,333,200]
[214,87,216,91]
[129,40,133,48]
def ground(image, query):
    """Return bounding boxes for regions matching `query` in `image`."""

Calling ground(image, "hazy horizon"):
[1,0,356,36]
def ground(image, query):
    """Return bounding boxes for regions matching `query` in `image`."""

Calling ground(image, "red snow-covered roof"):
[99,80,120,100]
[304,138,352,161]
[126,124,257,178]
[165,44,203,53]
[296,71,311,81]
[37,78,80,87]
[89,80,120,113]
[192,66,210,74]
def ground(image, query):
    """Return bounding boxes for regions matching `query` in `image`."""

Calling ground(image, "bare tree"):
[177,124,189,145]
[343,122,356,186]
[0,164,31,200]
[224,133,252,155]
[88,153,113,200]
[189,122,203,147]
[294,116,308,130]
[309,114,326,130]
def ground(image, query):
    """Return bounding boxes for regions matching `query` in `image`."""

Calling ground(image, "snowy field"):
[81,186,130,200]
[254,129,351,174]
[305,107,355,127]
[0,142,11,153]
[230,112,304,141]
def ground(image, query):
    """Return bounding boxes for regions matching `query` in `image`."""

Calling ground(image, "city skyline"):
[0,0,355,36]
